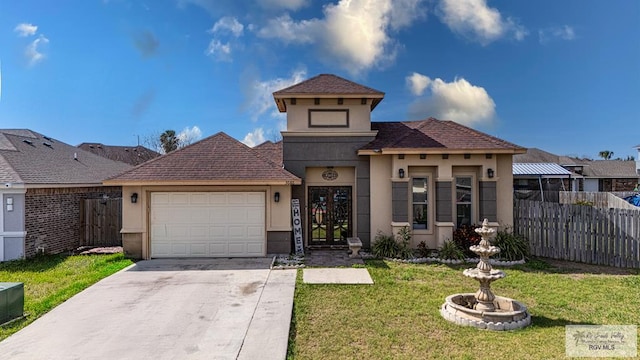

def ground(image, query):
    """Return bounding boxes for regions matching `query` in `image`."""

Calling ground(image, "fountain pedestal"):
[440,219,531,331]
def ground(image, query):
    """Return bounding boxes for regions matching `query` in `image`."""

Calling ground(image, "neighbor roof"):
[581,160,639,178]
[253,140,283,166]
[273,74,385,112]
[513,148,581,166]
[105,132,301,185]
[359,118,526,154]
[0,129,132,186]
[513,163,573,177]
[78,143,160,166]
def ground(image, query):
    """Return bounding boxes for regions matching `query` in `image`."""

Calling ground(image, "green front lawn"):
[288,259,640,359]
[0,253,133,341]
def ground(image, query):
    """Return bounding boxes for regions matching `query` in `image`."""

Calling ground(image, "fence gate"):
[80,198,122,246]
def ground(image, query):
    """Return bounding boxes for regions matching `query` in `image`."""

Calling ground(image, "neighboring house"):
[513,163,576,201]
[0,130,132,261]
[78,143,160,166]
[106,74,525,259]
[514,147,640,192]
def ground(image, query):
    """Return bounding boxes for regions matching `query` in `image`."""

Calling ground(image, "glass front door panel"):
[308,186,352,245]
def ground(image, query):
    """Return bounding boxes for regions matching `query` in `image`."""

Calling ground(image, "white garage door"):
[150,192,265,257]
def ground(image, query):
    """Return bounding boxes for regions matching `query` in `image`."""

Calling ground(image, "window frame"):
[453,174,476,228]
[409,171,434,234]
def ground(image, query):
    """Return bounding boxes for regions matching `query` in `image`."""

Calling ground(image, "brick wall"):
[24,186,122,257]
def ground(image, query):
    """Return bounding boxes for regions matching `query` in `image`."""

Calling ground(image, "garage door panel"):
[190,193,209,204]
[151,192,265,258]
[228,193,246,204]
[170,193,189,204]
[247,226,264,238]
[247,243,264,256]
[210,193,227,205]
[209,243,227,256]
[189,243,208,256]
[228,226,245,237]
[210,209,229,223]
[246,193,264,204]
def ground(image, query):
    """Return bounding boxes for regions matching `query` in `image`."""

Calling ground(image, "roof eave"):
[103,179,302,186]
[358,148,527,156]
[273,93,385,112]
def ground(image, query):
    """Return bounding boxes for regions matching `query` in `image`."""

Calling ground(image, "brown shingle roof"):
[106,132,300,185]
[78,143,160,166]
[273,74,384,112]
[253,140,283,166]
[0,129,132,185]
[360,118,526,153]
[581,160,638,178]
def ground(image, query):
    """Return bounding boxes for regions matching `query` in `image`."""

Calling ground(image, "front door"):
[308,186,352,246]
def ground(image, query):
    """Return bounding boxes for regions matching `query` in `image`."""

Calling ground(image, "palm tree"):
[598,150,614,160]
[160,130,179,154]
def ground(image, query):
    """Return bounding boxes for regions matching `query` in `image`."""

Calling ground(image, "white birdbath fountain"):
[440,219,531,331]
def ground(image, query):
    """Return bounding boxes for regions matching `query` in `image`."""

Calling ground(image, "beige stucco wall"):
[495,154,514,227]
[369,153,515,249]
[120,185,292,259]
[370,156,392,238]
[286,98,372,132]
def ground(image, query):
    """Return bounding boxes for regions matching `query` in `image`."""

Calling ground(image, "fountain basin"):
[462,268,505,281]
[441,293,531,331]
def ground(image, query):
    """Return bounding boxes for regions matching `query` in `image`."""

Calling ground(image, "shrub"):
[438,240,465,260]
[371,227,414,259]
[372,231,400,258]
[416,241,431,258]
[453,224,482,257]
[493,228,529,261]
[396,226,415,259]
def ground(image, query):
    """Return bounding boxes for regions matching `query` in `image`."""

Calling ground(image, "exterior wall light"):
[131,193,138,203]
[487,168,495,179]
[274,192,280,203]
[398,168,405,179]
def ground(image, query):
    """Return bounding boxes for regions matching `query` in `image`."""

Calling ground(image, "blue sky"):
[1,0,639,159]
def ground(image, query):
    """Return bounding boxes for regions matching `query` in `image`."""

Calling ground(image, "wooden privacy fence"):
[559,191,639,210]
[514,199,640,268]
[80,198,122,246]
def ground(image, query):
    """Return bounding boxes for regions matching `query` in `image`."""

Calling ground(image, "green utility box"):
[0,282,24,325]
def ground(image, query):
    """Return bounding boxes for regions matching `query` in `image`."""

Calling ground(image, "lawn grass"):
[288,258,640,359]
[0,253,133,341]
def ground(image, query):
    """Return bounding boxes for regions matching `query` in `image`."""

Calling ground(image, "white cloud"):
[209,16,244,37]
[407,74,496,126]
[177,126,203,146]
[243,69,307,120]
[257,0,309,11]
[14,23,38,37]
[406,72,431,96]
[242,128,266,147]
[539,25,575,44]
[25,35,49,66]
[258,14,319,44]
[257,0,426,74]
[205,17,245,61]
[437,0,527,45]
[205,39,232,61]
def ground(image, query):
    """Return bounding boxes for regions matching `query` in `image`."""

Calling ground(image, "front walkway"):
[303,249,365,267]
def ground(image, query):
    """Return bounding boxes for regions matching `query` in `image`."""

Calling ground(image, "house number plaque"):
[322,169,338,181]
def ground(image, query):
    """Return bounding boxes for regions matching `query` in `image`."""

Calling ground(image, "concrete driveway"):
[0,258,297,360]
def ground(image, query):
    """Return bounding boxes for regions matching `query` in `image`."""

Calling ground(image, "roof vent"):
[89,145,95,148]
[43,142,52,148]
[43,136,53,142]
[22,139,33,145]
